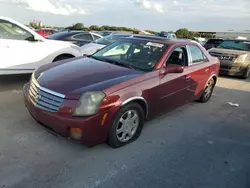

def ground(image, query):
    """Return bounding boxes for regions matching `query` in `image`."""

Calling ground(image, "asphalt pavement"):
[0,74,250,188]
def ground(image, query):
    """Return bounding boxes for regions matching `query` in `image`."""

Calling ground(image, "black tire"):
[53,55,74,62]
[199,78,215,103]
[108,102,145,148]
[242,67,250,79]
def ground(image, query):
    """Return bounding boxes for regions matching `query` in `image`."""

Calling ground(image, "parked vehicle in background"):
[156,31,177,39]
[208,39,250,79]
[23,36,219,148]
[93,31,119,37]
[80,33,133,55]
[36,28,57,37]
[0,17,82,75]
[46,31,103,47]
[203,38,224,50]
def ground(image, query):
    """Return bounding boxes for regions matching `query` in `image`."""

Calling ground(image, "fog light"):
[70,128,82,140]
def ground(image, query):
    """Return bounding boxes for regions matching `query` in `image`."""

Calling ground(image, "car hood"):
[208,48,249,56]
[34,57,142,99]
[80,43,106,55]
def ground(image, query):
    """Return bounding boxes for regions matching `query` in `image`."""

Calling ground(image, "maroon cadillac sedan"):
[23,36,220,148]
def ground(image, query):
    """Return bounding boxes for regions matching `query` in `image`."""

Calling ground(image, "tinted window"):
[93,39,168,71]
[73,33,93,41]
[188,45,205,64]
[46,31,78,40]
[206,39,223,45]
[166,47,187,66]
[217,40,250,51]
[0,19,33,40]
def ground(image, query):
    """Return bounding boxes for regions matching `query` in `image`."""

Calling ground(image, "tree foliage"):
[175,28,215,39]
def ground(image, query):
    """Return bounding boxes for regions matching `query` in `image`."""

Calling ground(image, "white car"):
[80,34,133,55]
[0,17,82,75]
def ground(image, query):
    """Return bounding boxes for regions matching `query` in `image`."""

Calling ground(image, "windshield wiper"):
[87,55,104,61]
[103,58,136,70]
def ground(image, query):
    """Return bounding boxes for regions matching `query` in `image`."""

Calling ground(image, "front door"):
[157,46,195,114]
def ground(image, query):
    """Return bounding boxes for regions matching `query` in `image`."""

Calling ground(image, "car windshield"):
[91,39,168,72]
[94,34,132,45]
[217,40,250,51]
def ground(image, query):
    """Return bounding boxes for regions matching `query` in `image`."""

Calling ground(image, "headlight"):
[73,91,105,116]
[235,54,248,63]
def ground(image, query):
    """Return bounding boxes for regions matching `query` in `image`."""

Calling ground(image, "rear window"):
[206,39,223,45]
[46,31,79,40]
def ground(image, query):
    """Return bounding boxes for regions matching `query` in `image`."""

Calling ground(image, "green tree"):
[72,23,84,30]
[175,28,190,38]
[89,25,100,31]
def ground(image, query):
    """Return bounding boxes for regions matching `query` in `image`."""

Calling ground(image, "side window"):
[0,19,33,40]
[188,45,205,64]
[73,33,93,41]
[92,34,102,40]
[166,47,188,66]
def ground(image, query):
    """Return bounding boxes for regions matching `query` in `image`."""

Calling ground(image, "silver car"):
[80,34,133,55]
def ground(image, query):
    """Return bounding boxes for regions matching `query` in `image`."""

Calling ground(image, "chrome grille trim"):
[209,52,237,61]
[28,74,65,112]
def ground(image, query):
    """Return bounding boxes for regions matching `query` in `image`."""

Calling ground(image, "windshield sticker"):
[146,42,164,48]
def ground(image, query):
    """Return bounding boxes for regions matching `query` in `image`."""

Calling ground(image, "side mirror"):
[160,64,184,75]
[166,64,184,73]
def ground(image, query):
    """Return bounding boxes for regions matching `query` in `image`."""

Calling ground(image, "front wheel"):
[108,103,145,148]
[242,67,250,79]
[199,78,215,103]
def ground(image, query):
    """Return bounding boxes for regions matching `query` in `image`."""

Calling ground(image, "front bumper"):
[23,83,120,146]
[219,64,248,76]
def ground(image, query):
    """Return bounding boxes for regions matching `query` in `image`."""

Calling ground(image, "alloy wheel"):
[204,79,215,100]
[116,110,140,143]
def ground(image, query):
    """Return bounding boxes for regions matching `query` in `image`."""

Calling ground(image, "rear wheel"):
[242,67,250,79]
[108,103,145,148]
[199,78,215,103]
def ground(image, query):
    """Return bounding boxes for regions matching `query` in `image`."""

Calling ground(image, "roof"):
[128,35,196,45]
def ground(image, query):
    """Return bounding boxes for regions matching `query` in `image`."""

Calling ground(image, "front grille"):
[209,52,237,61]
[28,79,65,112]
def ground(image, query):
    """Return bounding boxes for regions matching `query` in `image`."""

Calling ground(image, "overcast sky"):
[0,0,249,31]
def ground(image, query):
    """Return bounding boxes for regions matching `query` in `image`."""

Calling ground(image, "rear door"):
[186,44,211,99]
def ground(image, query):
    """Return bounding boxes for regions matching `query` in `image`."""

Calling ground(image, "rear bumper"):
[23,83,120,146]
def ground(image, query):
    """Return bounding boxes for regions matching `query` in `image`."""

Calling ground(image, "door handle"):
[205,68,209,72]
[185,75,192,80]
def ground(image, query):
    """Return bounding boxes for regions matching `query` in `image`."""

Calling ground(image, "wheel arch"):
[53,53,76,62]
[121,97,148,120]
[207,74,217,86]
